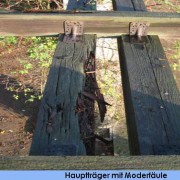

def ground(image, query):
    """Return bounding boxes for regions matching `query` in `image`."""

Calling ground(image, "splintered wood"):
[77,51,112,155]
[30,0,111,156]
[30,35,97,155]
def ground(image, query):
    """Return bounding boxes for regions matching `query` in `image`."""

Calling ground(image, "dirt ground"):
[0,0,180,156]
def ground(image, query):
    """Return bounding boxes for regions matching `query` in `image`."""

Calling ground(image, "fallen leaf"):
[8,130,13,133]
[0,129,5,134]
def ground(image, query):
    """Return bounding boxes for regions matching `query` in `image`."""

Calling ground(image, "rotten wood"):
[79,46,109,154]
[30,35,97,155]
[30,0,98,156]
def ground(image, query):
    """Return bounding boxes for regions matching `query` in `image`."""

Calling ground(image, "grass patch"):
[172,41,180,71]
[0,36,57,102]
[155,0,180,12]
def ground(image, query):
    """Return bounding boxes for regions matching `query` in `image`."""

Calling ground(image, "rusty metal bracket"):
[63,21,84,43]
[129,22,150,44]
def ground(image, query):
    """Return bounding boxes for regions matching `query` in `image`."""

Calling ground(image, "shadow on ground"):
[0,74,40,133]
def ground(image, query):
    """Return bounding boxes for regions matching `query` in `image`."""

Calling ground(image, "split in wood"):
[76,51,111,155]
[46,105,63,135]
[83,133,113,145]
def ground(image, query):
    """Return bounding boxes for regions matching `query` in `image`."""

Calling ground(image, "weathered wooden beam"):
[0,156,180,170]
[146,36,180,141]
[113,0,134,11]
[0,11,179,37]
[131,0,147,11]
[30,0,96,156]
[118,36,180,155]
[114,0,180,155]
[30,35,96,155]
[113,0,146,11]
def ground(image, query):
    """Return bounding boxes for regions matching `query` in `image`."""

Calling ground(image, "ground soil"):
[0,0,179,156]
[0,40,42,156]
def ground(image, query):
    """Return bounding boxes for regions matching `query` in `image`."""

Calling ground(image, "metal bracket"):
[129,22,149,44]
[63,21,84,43]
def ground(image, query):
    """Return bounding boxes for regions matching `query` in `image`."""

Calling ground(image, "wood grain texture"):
[113,0,134,11]
[146,36,180,143]
[119,36,169,155]
[30,0,96,156]
[30,35,96,155]
[132,0,146,11]
[113,0,146,11]
[115,0,180,155]
[0,11,179,36]
[0,156,180,170]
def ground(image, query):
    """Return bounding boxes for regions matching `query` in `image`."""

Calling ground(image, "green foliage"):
[24,37,57,101]
[6,37,18,45]
[98,69,120,99]
[28,37,57,68]
[172,41,180,71]
[19,60,33,74]
[0,0,63,10]
[175,41,180,49]
[1,36,57,102]
[0,36,18,46]
[13,94,19,100]
[25,94,36,103]
[155,0,180,12]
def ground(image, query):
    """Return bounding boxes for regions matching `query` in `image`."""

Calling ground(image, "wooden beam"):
[30,0,97,156]
[112,0,134,11]
[0,156,180,170]
[113,0,146,11]
[114,0,180,155]
[0,11,179,37]
[131,0,147,11]
[118,36,180,155]
[30,35,96,155]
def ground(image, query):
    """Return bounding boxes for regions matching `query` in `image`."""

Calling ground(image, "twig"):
[52,0,62,10]
[5,0,22,10]
[146,3,162,8]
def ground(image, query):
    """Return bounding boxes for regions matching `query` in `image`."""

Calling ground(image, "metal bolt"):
[160,106,164,109]
[164,92,169,96]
